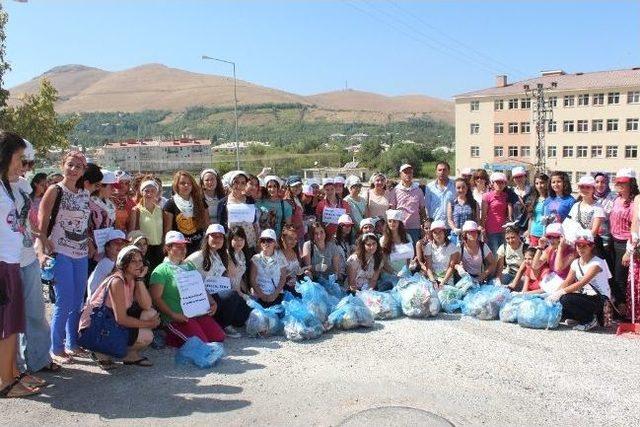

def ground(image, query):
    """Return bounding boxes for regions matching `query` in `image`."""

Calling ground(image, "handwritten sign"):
[176,269,210,318]
[322,207,346,225]
[93,227,114,254]
[390,242,414,261]
[228,203,256,224]
[204,276,232,294]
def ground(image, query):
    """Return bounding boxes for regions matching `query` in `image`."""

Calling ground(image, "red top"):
[609,196,635,241]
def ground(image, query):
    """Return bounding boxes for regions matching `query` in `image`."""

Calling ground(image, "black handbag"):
[78,277,129,358]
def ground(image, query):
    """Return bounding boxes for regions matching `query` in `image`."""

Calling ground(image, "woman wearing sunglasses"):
[250,229,287,307]
[532,223,577,280]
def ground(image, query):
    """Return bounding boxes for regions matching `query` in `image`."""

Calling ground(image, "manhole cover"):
[339,406,454,426]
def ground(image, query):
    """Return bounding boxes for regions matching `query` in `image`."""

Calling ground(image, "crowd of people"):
[1,129,639,399]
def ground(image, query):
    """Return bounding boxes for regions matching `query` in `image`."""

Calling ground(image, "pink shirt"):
[482,190,509,234]
[609,196,634,241]
[79,273,135,331]
[388,183,426,230]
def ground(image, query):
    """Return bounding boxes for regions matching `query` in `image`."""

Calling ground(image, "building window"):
[470,146,480,158]
[577,120,589,132]
[548,96,557,107]
[470,123,480,134]
[548,120,557,132]
[548,146,557,158]
[520,98,531,109]
[562,146,574,158]
[575,171,587,182]
[508,146,518,157]
[608,92,620,104]
[494,99,504,110]
[508,98,519,109]
[606,119,619,131]
[508,122,519,134]
[625,145,638,158]
[470,100,479,111]
[591,119,603,132]
[606,145,618,158]
[494,123,504,134]
[591,145,603,158]
[563,120,575,132]
[520,122,530,133]
[577,94,589,106]
[576,146,588,158]
[494,146,504,157]
[565,172,573,182]
[628,91,640,104]
[563,95,575,107]
[626,118,639,131]
[521,146,531,157]
[593,93,605,105]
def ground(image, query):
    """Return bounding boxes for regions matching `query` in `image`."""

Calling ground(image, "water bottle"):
[41,256,55,282]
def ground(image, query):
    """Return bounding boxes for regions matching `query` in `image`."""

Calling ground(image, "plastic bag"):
[295,277,334,321]
[175,336,224,368]
[245,299,284,337]
[438,285,465,313]
[282,298,325,341]
[356,289,402,320]
[499,294,538,323]
[327,295,375,330]
[517,298,562,329]
[394,274,438,318]
[462,285,512,320]
[317,274,345,300]
[454,273,478,294]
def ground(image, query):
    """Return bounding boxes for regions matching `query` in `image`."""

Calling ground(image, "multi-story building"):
[454,68,640,182]
[102,138,212,172]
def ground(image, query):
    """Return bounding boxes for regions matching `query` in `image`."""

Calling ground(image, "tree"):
[1,79,79,155]
[0,3,11,109]
[357,139,383,167]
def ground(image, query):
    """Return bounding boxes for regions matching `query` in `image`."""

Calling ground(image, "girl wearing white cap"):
[302,222,341,281]
[457,221,495,283]
[346,233,384,292]
[381,209,414,277]
[200,169,224,225]
[417,220,460,288]
[568,176,605,250]
[250,229,287,307]
[315,178,350,239]
[335,214,356,277]
[531,223,577,280]
[130,178,164,273]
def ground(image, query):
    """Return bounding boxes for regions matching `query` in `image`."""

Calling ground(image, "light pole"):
[524,81,557,174]
[202,55,240,170]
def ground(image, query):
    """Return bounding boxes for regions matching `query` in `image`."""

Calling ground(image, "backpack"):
[46,185,64,237]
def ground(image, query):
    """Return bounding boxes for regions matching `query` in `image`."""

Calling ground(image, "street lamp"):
[202,54,240,170]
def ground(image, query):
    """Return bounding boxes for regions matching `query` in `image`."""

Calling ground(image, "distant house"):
[329,133,347,141]
[302,161,370,181]
[349,133,369,142]
[102,138,212,172]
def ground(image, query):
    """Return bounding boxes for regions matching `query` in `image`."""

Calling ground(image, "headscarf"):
[593,172,611,199]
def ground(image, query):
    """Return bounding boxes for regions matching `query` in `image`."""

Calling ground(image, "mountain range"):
[8,63,454,124]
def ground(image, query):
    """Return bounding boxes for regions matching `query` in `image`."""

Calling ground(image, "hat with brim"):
[165,230,188,245]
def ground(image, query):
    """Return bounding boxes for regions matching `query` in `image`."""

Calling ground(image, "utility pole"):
[524,81,557,174]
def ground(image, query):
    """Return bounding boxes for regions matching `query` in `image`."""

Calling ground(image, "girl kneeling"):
[346,233,384,293]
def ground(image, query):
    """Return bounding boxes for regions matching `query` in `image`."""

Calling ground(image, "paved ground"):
[4,315,640,426]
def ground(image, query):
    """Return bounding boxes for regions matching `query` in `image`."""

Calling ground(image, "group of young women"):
[1,130,639,399]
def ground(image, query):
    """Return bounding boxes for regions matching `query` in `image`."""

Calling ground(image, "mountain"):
[8,63,454,124]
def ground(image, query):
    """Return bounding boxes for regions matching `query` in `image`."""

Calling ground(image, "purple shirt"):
[388,183,426,230]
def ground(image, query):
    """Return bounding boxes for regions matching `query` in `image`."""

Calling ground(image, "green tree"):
[0,3,11,109]
[1,79,79,155]
[357,139,383,167]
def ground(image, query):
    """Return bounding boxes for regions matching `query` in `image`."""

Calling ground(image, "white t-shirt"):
[0,181,23,264]
[424,241,459,277]
[461,243,492,277]
[87,257,115,299]
[251,252,281,295]
[11,178,37,267]
[276,250,301,286]
[496,242,524,275]
[571,256,612,299]
[346,253,377,290]
[568,201,605,230]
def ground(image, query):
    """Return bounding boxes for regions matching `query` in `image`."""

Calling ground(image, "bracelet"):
[135,277,146,283]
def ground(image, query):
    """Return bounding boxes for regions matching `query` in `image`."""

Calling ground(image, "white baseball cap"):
[302,184,314,196]
[575,230,595,244]
[461,167,473,177]
[345,176,362,189]
[322,177,335,187]
[545,223,563,237]
[334,176,346,185]
[360,218,376,229]
[338,214,354,225]
[386,209,405,222]
[106,229,127,243]
[205,223,226,236]
[165,230,188,245]
[430,220,447,231]
[511,166,526,178]
[615,168,636,183]
[114,170,132,183]
[577,176,596,187]
[116,245,142,267]
[259,229,277,241]
[462,220,479,232]
[490,172,507,182]
[101,170,117,185]
[399,164,413,173]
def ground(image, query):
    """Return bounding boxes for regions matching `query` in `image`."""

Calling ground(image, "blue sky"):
[4,0,639,99]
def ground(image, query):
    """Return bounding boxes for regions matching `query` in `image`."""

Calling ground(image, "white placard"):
[93,227,114,254]
[390,242,415,261]
[540,272,564,294]
[176,269,210,318]
[227,203,256,224]
[322,207,346,225]
[561,218,584,244]
[204,276,232,294]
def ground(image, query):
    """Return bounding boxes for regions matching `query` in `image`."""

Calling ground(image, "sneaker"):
[573,317,598,332]
[564,319,579,327]
[224,326,242,338]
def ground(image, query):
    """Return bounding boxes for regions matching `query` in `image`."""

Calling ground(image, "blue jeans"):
[486,232,505,255]
[50,254,88,354]
[18,260,52,372]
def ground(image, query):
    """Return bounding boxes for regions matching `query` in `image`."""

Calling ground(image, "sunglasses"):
[260,239,275,244]
[22,159,35,167]
[575,242,593,248]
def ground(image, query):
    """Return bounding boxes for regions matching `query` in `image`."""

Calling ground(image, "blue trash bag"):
[245,299,284,337]
[317,274,345,300]
[454,273,479,294]
[517,298,562,329]
[499,294,540,323]
[295,277,334,321]
[327,295,375,330]
[438,285,465,313]
[356,289,402,320]
[462,285,512,320]
[394,274,439,318]
[175,336,224,369]
[282,298,325,341]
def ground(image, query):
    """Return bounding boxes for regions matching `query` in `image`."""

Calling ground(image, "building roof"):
[104,138,210,149]
[454,68,640,99]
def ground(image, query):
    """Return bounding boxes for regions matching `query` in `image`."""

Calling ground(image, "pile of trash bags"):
[295,277,337,322]
[327,295,375,330]
[517,298,562,330]
[245,299,284,337]
[438,285,466,313]
[175,336,224,368]
[356,289,402,320]
[499,294,541,323]
[317,274,345,300]
[462,285,511,320]
[282,297,325,341]
[394,274,440,318]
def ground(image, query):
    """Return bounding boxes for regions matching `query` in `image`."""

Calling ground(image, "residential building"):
[454,68,640,182]
[102,138,212,172]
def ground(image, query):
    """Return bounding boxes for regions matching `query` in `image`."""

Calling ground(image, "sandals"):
[90,353,118,371]
[39,362,61,373]
[123,356,153,367]
[16,372,47,388]
[0,379,41,399]
[50,353,74,365]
